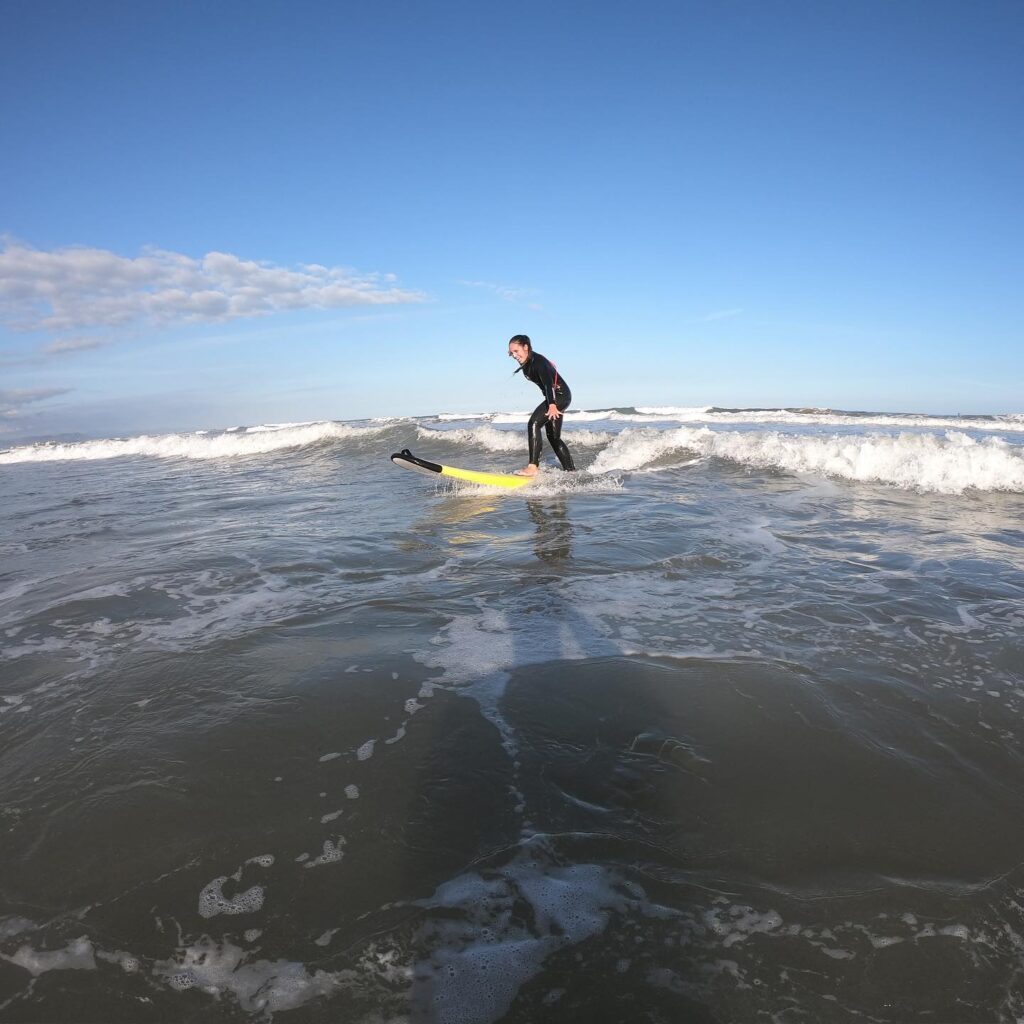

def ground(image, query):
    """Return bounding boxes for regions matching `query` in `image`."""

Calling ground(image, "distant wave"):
[5,406,1023,482]
[491,409,681,425]
[631,406,1024,433]
[483,406,1024,432]
[417,423,614,453]
[0,421,394,464]
[416,423,522,452]
[589,427,1024,494]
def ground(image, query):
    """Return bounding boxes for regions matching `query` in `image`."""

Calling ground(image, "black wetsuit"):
[520,352,576,471]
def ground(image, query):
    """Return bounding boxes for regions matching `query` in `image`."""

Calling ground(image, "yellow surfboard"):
[391,449,533,490]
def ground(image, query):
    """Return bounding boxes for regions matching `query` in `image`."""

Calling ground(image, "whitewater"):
[1,404,1024,1023]
[3,405,1024,494]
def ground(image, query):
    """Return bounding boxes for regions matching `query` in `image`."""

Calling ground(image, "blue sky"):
[1,0,1021,438]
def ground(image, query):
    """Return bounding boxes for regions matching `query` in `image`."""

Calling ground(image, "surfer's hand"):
[547,404,561,420]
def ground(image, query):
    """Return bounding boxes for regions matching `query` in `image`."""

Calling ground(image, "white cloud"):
[700,308,744,322]
[0,242,427,344]
[458,279,543,310]
[0,387,72,419]
[41,335,113,354]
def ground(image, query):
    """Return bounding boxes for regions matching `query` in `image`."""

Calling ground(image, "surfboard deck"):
[390,449,533,489]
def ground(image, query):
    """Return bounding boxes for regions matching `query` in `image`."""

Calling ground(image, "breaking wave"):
[589,427,1024,494]
[0,421,395,464]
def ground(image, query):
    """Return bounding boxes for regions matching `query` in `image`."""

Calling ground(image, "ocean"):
[1,405,1023,1023]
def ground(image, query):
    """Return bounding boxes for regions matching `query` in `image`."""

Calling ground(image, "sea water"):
[1,406,1023,1022]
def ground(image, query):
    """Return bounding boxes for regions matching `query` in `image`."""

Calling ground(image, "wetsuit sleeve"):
[533,356,559,405]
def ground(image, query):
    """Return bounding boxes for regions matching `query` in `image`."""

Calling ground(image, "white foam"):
[4,563,343,663]
[0,420,389,464]
[197,877,265,919]
[0,917,35,939]
[703,905,784,947]
[154,938,340,1013]
[304,838,345,868]
[584,410,692,423]
[243,421,317,433]
[636,406,714,417]
[566,428,616,446]
[0,936,96,976]
[634,406,1024,433]
[96,949,140,972]
[411,843,632,1024]
[0,695,27,714]
[686,899,997,980]
[589,426,1024,494]
[416,594,619,691]
[415,604,517,686]
[356,740,375,761]
[417,422,613,456]
[416,424,522,452]
[344,784,359,800]
[483,404,1024,433]
[491,409,669,425]
[489,411,532,424]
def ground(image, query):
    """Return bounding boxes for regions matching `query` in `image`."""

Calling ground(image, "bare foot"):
[515,464,539,477]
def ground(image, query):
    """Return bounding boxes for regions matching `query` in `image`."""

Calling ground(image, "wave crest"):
[590,427,1024,494]
[0,421,392,464]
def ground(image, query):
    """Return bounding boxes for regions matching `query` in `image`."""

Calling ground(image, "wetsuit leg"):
[544,395,576,471]
[527,402,547,465]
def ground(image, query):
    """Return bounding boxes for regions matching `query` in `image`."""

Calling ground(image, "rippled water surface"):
[2,410,1024,1022]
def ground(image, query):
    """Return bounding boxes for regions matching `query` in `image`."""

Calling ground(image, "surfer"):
[508,334,576,475]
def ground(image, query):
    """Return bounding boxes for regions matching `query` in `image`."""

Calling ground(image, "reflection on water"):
[407,491,575,570]
[526,499,573,567]
[418,493,501,532]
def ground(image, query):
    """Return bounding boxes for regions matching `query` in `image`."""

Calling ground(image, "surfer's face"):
[508,343,529,365]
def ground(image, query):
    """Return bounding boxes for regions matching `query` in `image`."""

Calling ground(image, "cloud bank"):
[0,242,426,345]
[0,387,72,420]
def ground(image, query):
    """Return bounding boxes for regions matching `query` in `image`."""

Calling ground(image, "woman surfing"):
[507,334,576,476]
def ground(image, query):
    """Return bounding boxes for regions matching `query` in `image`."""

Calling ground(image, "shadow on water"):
[385,492,724,1022]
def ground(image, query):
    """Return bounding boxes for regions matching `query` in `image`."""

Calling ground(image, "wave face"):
[589,426,1024,494]
[2,405,1023,493]
[0,420,396,464]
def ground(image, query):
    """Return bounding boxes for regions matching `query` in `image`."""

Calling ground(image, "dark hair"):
[508,334,532,375]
